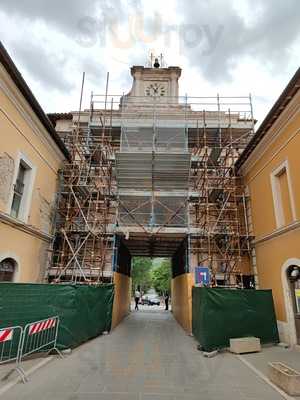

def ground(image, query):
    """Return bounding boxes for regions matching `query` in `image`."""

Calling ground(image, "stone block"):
[268,362,300,396]
[203,350,218,358]
[229,337,261,354]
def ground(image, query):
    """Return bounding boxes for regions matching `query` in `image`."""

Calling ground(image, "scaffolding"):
[49,74,114,283]
[49,79,255,286]
[117,94,190,232]
[189,96,255,286]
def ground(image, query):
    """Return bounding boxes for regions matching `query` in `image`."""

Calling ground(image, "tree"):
[131,257,153,295]
[151,259,171,295]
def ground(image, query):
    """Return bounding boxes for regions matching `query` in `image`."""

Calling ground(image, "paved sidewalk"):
[241,344,300,376]
[0,309,286,399]
[0,353,52,384]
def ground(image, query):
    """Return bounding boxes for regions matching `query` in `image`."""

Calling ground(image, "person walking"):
[164,292,169,311]
[134,288,141,311]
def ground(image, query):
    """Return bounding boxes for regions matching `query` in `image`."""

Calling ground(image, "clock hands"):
[146,83,166,96]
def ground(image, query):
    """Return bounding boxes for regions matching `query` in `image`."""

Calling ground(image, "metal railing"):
[20,317,62,363]
[0,325,25,382]
[0,317,63,384]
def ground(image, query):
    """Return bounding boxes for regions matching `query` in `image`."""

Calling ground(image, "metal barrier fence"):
[1,316,63,383]
[20,316,62,361]
[0,325,25,382]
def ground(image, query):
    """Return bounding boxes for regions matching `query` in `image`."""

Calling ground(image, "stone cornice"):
[254,220,300,246]
[0,211,52,242]
[241,94,300,175]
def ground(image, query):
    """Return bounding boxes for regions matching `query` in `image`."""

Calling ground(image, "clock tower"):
[126,61,181,102]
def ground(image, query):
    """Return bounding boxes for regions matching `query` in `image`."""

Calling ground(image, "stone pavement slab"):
[0,309,286,399]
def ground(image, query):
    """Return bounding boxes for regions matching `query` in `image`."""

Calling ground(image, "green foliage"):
[131,257,172,296]
[151,259,171,295]
[131,257,152,294]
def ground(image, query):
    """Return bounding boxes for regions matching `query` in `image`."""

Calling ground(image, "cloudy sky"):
[0,0,299,124]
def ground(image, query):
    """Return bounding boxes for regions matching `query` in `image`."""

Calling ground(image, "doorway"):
[286,265,300,345]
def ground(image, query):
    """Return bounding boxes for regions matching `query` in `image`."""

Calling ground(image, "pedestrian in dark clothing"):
[164,292,169,311]
[134,289,141,311]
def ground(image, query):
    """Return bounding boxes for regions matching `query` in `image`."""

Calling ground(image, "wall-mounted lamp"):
[289,266,299,282]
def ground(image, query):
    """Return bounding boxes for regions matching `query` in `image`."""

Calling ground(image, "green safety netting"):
[192,287,279,352]
[0,283,114,349]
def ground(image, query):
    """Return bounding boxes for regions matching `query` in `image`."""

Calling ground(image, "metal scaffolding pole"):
[49,73,114,284]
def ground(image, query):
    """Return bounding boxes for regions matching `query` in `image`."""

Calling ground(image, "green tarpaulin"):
[0,283,114,349]
[192,287,279,352]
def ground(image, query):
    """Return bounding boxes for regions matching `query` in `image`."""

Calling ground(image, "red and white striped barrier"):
[0,317,63,384]
[19,315,63,382]
[0,325,25,383]
[0,328,13,342]
[29,318,56,335]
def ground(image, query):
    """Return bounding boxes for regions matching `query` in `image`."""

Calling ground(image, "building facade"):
[237,68,300,346]
[0,42,69,283]
[3,44,300,340]
[49,59,255,330]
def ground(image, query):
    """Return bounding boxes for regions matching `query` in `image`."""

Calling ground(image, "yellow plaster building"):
[2,40,300,344]
[0,42,69,283]
[237,68,300,346]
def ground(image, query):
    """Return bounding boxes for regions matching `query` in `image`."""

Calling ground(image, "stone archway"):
[281,258,300,346]
[0,257,17,282]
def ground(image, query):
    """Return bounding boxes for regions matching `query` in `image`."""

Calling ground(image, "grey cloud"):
[176,0,300,82]
[0,0,139,42]
[11,40,74,92]
[0,0,138,96]
[0,0,97,35]
[81,56,106,85]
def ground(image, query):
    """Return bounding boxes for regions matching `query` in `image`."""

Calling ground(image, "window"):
[0,258,16,282]
[277,169,293,224]
[271,161,295,228]
[9,155,35,222]
[10,162,26,218]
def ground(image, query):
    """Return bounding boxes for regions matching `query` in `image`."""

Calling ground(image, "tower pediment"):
[127,65,181,100]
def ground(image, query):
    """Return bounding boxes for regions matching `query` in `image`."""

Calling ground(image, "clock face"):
[145,82,166,97]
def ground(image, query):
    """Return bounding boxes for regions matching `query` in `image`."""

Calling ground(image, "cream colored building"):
[0,42,69,283]
[237,68,300,346]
